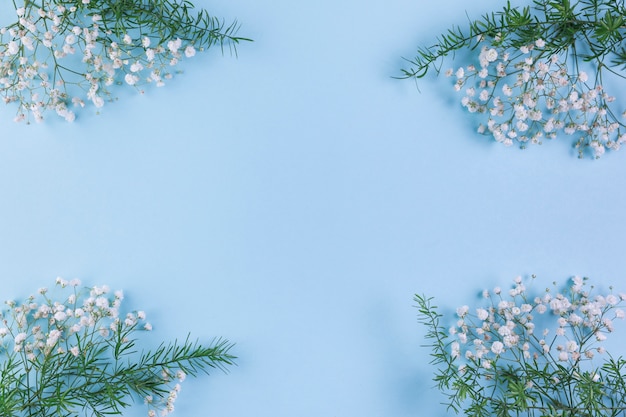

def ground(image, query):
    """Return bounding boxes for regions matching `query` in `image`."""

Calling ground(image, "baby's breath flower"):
[0,279,236,416]
[416,275,626,417]
[402,0,626,158]
[456,305,469,318]
[476,308,489,321]
[184,46,196,58]
[0,0,250,122]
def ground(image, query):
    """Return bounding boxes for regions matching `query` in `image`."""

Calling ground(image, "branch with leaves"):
[415,275,626,417]
[0,0,251,122]
[0,278,236,417]
[401,0,626,158]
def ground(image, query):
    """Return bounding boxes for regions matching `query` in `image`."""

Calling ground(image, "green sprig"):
[401,0,626,157]
[1,0,251,122]
[401,0,626,80]
[415,276,626,417]
[0,280,236,417]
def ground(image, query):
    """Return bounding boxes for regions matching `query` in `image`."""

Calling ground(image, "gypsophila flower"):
[415,275,626,417]
[0,0,250,123]
[402,0,626,158]
[0,278,236,417]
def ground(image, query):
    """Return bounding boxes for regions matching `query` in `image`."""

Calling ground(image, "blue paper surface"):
[1,0,626,415]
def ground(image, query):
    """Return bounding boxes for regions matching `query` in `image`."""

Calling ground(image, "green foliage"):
[0,279,236,416]
[415,276,626,416]
[0,0,251,121]
[68,0,249,53]
[401,0,626,79]
[400,0,626,157]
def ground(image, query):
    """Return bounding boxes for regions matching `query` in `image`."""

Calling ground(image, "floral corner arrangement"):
[0,0,251,123]
[0,277,236,417]
[401,0,626,158]
[415,275,626,417]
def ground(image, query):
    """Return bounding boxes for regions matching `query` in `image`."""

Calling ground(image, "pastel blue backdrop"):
[2,0,626,416]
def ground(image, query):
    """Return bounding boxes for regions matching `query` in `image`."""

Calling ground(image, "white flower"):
[46,329,62,347]
[92,96,105,108]
[130,62,144,72]
[168,38,182,53]
[566,340,579,352]
[498,300,510,311]
[491,341,504,355]
[572,276,584,291]
[64,111,76,123]
[498,326,512,337]
[568,313,583,325]
[451,341,460,358]
[535,38,546,48]
[14,332,27,344]
[20,36,34,51]
[125,74,139,85]
[485,48,498,62]
[591,142,606,157]
[7,41,19,55]
[184,45,196,58]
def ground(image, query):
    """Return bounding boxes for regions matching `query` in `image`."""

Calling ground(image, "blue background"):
[2,0,626,415]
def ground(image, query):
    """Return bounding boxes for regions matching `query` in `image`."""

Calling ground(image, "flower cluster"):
[0,278,236,417]
[0,0,248,122]
[416,276,626,416]
[450,276,624,366]
[401,0,626,158]
[448,39,625,158]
